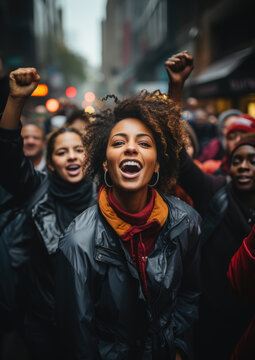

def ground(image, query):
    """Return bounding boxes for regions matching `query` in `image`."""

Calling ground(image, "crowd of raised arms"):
[0,51,255,360]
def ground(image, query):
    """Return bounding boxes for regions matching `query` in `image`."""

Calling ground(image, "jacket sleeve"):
[0,125,42,198]
[227,224,255,302]
[55,231,100,360]
[178,148,226,215]
[174,211,201,357]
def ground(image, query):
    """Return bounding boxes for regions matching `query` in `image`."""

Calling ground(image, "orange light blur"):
[46,98,60,112]
[31,84,48,97]
[66,86,77,98]
[84,91,95,103]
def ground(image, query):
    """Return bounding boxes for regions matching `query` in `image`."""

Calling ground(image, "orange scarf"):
[99,186,168,237]
[98,186,168,298]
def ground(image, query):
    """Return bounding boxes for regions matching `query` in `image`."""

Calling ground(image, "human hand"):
[165,51,194,85]
[9,67,40,99]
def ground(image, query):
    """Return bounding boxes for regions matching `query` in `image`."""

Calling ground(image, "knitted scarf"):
[98,186,168,298]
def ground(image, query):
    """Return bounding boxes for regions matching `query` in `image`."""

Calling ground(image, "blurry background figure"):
[215,114,255,177]
[186,97,199,111]
[183,120,199,159]
[21,122,46,171]
[181,97,200,123]
[225,114,255,155]
[205,103,218,126]
[191,108,217,155]
[199,109,242,163]
[183,120,221,174]
[31,105,48,126]
[65,109,90,132]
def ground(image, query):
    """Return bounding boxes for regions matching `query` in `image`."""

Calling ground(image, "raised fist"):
[165,51,194,85]
[9,67,40,99]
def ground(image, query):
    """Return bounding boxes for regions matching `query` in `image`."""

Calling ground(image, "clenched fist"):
[9,67,40,99]
[165,51,194,85]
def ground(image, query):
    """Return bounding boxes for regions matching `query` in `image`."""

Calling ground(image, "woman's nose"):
[68,150,77,159]
[124,143,138,154]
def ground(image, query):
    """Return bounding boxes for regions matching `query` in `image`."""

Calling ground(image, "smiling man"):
[21,121,46,170]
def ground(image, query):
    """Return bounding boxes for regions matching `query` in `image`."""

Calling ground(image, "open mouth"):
[236,176,252,184]
[66,164,81,176]
[119,160,142,179]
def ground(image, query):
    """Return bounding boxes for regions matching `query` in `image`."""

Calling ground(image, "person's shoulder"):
[163,194,201,224]
[65,204,98,236]
[57,205,100,270]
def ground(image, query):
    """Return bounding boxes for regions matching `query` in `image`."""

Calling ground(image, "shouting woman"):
[55,91,201,359]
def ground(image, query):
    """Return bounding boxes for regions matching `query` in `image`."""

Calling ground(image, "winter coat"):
[55,195,201,360]
[179,149,254,360]
[0,125,96,359]
[228,225,255,360]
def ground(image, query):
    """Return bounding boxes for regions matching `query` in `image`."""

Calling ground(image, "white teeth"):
[121,161,141,169]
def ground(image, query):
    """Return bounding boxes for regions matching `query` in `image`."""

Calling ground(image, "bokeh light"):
[84,91,95,103]
[31,84,48,97]
[46,98,60,112]
[85,105,95,114]
[248,103,255,118]
[66,86,77,98]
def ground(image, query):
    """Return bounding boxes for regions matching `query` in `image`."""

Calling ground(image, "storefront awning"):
[189,47,255,98]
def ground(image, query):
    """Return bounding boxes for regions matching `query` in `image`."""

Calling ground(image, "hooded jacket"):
[55,195,201,360]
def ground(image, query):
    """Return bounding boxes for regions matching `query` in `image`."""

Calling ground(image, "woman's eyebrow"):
[137,133,153,140]
[112,133,152,139]
[112,133,127,138]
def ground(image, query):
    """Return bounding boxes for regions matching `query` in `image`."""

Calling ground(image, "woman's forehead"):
[54,132,83,147]
[110,117,153,136]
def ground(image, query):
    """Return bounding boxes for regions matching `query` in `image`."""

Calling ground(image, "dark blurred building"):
[101,0,255,114]
[0,0,64,70]
[0,0,65,111]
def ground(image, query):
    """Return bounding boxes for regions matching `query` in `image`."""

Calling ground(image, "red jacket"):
[228,225,255,359]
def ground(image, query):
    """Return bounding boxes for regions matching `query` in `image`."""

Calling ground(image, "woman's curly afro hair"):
[84,90,187,193]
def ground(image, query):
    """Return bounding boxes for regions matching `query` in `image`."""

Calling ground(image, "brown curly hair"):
[84,90,187,193]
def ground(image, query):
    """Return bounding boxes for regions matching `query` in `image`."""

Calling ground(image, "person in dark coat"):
[228,226,255,360]
[0,67,96,360]
[165,51,255,360]
[55,90,201,360]
[227,137,255,360]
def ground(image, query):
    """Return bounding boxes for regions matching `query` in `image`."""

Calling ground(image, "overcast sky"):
[63,0,107,68]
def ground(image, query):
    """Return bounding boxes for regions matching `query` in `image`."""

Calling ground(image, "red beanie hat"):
[226,114,255,135]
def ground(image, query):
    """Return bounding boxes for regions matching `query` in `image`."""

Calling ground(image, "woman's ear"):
[103,160,108,172]
[155,161,160,173]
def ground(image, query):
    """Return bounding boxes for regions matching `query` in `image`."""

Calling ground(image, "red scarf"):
[98,186,168,299]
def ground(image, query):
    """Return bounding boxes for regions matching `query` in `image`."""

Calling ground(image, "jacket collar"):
[94,194,189,261]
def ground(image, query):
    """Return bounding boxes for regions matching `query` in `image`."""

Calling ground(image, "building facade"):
[101,0,255,113]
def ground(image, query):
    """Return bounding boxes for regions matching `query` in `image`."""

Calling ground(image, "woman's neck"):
[111,186,149,213]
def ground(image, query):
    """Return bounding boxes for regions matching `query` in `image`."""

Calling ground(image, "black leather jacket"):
[56,195,201,360]
[0,125,96,323]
